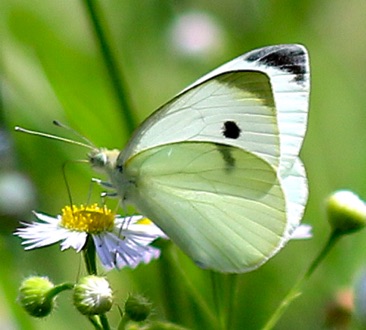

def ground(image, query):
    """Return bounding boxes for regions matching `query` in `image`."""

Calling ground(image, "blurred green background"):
[2,0,366,329]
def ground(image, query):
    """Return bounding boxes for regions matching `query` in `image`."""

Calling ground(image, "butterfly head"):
[88,148,120,173]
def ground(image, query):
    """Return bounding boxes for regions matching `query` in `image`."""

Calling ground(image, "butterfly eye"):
[88,151,107,169]
[116,164,123,173]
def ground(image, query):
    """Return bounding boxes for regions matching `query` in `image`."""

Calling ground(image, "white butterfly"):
[90,44,310,273]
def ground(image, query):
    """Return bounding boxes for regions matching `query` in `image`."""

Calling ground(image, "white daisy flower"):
[14,204,167,270]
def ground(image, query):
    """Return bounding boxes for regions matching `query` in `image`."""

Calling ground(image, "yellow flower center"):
[61,204,115,233]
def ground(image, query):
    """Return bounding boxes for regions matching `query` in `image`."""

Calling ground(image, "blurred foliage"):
[2,0,366,329]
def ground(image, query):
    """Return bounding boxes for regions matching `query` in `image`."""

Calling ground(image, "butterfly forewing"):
[184,44,310,174]
[280,158,308,236]
[121,71,281,169]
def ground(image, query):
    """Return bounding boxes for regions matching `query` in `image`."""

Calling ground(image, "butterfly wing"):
[121,70,281,169]
[122,142,286,273]
[177,44,310,238]
[122,44,309,174]
[183,44,310,175]
[107,45,310,272]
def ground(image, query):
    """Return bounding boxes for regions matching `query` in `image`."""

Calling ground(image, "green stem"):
[47,282,74,299]
[82,0,136,134]
[176,268,217,328]
[210,272,226,330]
[225,273,238,330]
[157,244,182,324]
[304,231,341,279]
[165,246,217,328]
[100,314,111,330]
[262,231,342,330]
[210,271,238,329]
[88,315,103,330]
[210,272,238,330]
[117,313,129,330]
[83,235,98,275]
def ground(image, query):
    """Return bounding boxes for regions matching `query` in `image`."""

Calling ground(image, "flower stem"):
[174,265,217,328]
[160,244,217,328]
[225,273,238,330]
[210,272,238,330]
[304,231,341,279]
[262,231,342,330]
[88,315,103,330]
[83,235,97,275]
[47,282,74,299]
[210,272,226,330]
[99,314,111,330]
[82,0,136,134]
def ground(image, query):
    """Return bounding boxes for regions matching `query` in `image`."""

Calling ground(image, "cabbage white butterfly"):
[89,44,310,273]
[17,44,310,273]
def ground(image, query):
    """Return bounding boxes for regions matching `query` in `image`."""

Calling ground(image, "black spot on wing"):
[245,45,307,84]
[216,144,235,172]
[222,121,241,139]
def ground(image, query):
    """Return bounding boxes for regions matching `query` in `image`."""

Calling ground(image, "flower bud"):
[326,190,366,235]
[73,275,113,315]
[124,294,152,322]
[18,276,55,318]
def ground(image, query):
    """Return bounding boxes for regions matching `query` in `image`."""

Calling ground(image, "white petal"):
[32,211,61,224]
[290,224,312,239]
[15,212,88,252]
[60,231,88,251]
[14,216,66,249]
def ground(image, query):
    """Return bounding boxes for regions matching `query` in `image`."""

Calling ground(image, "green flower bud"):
[73,275,113,315]
[124,294,152,322]
[326,190,366,235]
[18,276,55,318]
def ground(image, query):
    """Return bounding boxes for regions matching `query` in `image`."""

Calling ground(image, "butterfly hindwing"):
[122,142,286,273]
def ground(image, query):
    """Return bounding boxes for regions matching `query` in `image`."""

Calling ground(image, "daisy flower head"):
[15,204,167,270]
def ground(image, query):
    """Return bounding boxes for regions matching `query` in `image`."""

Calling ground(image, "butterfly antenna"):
[15,124,94,150]
[62,161,74,208]
[53,120,96,149]
[86,179,95,205]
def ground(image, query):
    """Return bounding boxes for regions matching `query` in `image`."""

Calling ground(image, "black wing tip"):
[245,44,309,84]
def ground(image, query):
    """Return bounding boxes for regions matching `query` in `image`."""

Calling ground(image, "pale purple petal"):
[92,234,119,270]
[92,231,162,270]
[291,224,312,239]
[115,246,161,269]
[115,215,168,242]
